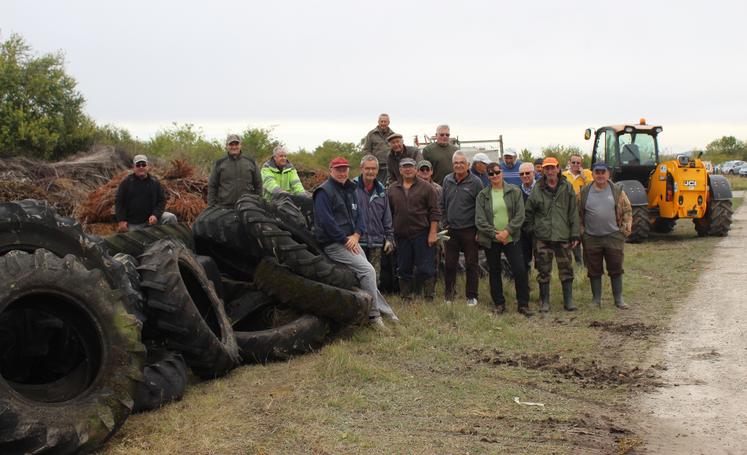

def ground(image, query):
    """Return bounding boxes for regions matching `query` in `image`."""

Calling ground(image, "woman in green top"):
[475,162,532,316]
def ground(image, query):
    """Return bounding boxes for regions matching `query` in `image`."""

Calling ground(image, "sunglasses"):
[438,133,450,137]
[487,170,502,176]
[519,171,532,176]
[135,162,147,168]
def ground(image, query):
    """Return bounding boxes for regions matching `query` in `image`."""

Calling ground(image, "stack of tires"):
[0,195,369,454]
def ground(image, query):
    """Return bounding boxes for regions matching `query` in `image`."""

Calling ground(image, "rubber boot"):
[422,277,436,302]
[399,279,413,302]
[590,277,602,307]
[518,302,534,317]
[611,275,628,309]
[562,280,577,311]
[539,283,550,313]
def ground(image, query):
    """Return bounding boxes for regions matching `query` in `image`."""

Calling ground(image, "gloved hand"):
[436,229,450,249]
[384,239,395,254]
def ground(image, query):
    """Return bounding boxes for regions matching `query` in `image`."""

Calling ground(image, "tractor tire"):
[102,223,194,258]
[220,278,259,304]
[225,290,275,327]
[0,250,144,455]
[138,239,240,379]
[192,205,259,280]
[132,347,188,414]
[235,314,329,364]
[254,257,371,325]
[695,199,733,237]
[112,253,147,324]
[236,194,358,290]
[652,217,677,234]
[266,194,320,254]
[0,199,120,288]
[626,206,651,243]
[195,254,225,300]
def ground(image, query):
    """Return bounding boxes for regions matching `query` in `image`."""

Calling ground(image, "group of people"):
[114,116,632,331]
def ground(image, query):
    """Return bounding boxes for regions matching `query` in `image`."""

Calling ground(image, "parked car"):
[739,166,747,177]
[722,160,746,175]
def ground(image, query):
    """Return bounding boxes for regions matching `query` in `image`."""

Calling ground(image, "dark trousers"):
[396,231,436,281]
[376,165,388,185]
[519,233,534,271]
[485,241,530,308]
[582,232,625,278]
[444,227,479,299]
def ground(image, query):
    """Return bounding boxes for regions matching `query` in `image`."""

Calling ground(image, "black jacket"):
[115,174,166,224]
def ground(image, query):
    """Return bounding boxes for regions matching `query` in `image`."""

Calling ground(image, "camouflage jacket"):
[578,182,632,237]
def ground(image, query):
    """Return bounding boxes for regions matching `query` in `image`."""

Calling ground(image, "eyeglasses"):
[418,167,431,172]
[453,161,467,166]
[438,133,450,137]
[135,162,147,168]
[487,170,501,176]
[519,172,532,176]
[570,161,582,165]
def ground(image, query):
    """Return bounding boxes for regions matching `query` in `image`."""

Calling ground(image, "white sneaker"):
[467,298,478,307]
[445,299,453,305]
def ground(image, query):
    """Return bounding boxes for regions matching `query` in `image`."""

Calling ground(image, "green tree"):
[704,136,747,161]
[519,148,534,163]
[239,126,283,162]
[0,33,94,159]
[312,140,362,170]
[541,145,588,168]
[146,123,223,168]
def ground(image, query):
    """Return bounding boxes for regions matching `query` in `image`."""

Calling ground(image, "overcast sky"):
[3,0,747,155]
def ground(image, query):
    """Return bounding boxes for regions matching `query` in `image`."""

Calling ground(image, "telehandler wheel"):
[626,206,650,243]
[695,199,733,237]
[652,217,677,234]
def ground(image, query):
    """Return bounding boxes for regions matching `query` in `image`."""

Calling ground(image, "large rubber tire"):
[138,239,240,379]
[195,254,225,300]
[627,206,650,243]
[132,347,188,414]
[236,194,358,290]
[254,257,371,325]
[225,290,274,326]
[112,253,147,324]
[652,217,677,234]
[266,194,320,254]
[0,250,145,455]
[0,199,121,288]
[235,314,329,364]
[695,199,733,237]
[192,206,259,280]
[102,223,194,258]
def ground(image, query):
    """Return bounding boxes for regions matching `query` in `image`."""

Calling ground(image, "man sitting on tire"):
[261,145,307,201]
[208,134,262,207]
[313,156,399,329]
[115,154,176,232]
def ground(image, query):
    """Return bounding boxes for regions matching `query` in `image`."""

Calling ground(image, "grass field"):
[100,202,740,455]
[723,174,747,191]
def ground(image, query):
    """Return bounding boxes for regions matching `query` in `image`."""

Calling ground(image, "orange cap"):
[542,157,559,167]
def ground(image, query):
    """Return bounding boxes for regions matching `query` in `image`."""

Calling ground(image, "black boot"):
[518,303,534,317]
[562,280,577,311]
[611,275,628,309]
[539,283,550,313]
[422,277,436,302]
[399,279,412,302]
[590,277,602,307]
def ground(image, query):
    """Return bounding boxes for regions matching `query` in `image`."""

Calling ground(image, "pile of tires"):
[1,195,368,454]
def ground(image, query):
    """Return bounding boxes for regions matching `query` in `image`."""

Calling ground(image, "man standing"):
[517,162,536,272]
[578,162,632,309]
[313,157,398,328]
[386,133,422,186]
[353,155,395,285]
[362,113,394,184]
[534,158,544,178]
[470,152,491,187]
[417,160,443,202]
[499,149,523,186]
[563,153,593,266]
[441,151,484,306]
[524,157,580,312]
[387,157,440,301]
[422,124,459,185]
[208,134,262,207]
[115,154,177,232]
[261,145,306,201]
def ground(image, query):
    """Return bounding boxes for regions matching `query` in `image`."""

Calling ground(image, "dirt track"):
[633,202,747,453]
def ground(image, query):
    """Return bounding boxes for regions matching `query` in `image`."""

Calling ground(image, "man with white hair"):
[260,145,307,201]
[423,124,459,185]
[518,162,537,272]
[363,113,394,183]
[441,150,484,306]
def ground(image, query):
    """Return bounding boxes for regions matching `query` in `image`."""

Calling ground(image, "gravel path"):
[633,202,747,454]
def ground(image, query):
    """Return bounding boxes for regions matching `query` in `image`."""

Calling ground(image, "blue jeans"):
[396,231,436,281]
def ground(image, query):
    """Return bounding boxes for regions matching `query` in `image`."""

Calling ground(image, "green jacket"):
[524,175,580,242]
[207,152,262,207]
[261,158,305,201]
[475,184,525,248]
[422,143,459,185]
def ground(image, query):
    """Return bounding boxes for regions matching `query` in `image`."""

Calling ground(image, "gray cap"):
[473,152,490,164]
[503,148,517,157]
[387,132,403,142]
[226,134,241,145]
[399,157,417,167]
[417,159,432,169]
[133,154,148,164]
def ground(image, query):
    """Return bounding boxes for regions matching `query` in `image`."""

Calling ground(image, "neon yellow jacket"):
[261,158,306,200]
[562,168,593,194]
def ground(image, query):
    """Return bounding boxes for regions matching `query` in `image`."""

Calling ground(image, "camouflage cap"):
[226,134,241,145]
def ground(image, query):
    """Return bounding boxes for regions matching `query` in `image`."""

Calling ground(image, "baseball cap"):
[329,157,350,168]
[133,154,148,165]
[534,158,544,166]
[592,162,610,171]
[399,157,416,167]
[542,157,559,167]
[226,134,241,145]
[503,148,518,157]
[473,152,491,164]
[387,133,403,142]
[417,160,433,169]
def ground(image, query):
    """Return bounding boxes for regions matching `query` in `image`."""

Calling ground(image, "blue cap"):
[592,162,609,171]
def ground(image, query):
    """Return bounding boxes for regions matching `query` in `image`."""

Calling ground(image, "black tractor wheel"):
[652,217,677,234]
[192,206,259,280]
[695,199,733,237]
[626,206,651,243]
[138,239,240,379]
[102,223,194,258]
[235,314,329,364]
[132,347,188,414]
[0,250,144,455]
[254,257,371,325]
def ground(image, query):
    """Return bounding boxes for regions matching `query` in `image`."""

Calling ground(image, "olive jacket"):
[475,183,525,248]
[524,174,580,243]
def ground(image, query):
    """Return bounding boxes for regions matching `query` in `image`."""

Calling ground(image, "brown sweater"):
[387,177,441,239]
